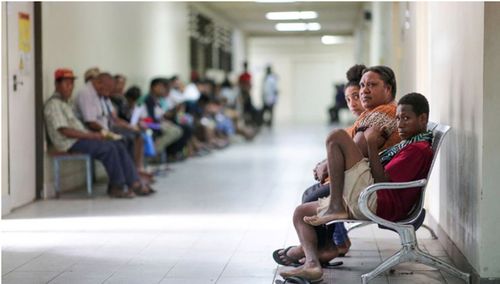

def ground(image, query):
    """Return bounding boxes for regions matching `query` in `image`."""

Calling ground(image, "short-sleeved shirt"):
[74,82,114,130]
[376,141,434,222]
[144,94,165,123]
[44,93,88,151]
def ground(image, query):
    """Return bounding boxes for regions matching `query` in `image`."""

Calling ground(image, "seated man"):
[280,93,434,281]
[44,68,151,198]
[143,78,184,157]
[74,71,147,176]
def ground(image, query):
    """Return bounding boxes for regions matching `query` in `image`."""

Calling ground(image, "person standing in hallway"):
[239,61,261,127]
[261,65,278,127]
[44,69,151,198]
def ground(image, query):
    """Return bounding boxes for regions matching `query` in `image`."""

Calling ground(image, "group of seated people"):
[44,67,259,198]
[273,64,435,282]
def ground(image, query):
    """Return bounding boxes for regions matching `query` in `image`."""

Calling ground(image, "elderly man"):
[74,72,147,175]
[44,68,151,197]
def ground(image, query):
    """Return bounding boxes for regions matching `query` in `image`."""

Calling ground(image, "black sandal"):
[275,276,322,284]
[273,247,302,267]
[273,247,343,268]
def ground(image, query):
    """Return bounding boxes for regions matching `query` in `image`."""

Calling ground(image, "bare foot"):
[297,245,340,265]
[279,265,323,281]
[303,210,349,226]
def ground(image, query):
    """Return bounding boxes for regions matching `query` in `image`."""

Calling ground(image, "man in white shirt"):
[262,65,278,127]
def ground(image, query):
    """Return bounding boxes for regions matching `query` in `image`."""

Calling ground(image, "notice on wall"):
[18,12,30,53]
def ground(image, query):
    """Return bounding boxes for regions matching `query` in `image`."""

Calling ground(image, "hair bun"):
[346,64,366,84]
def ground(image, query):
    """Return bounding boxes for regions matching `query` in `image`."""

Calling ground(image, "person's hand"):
[138,121,148,131]
[130,125,141,133]
[90,132,104,140]
[313,160,328,183]
[364,126,386,148]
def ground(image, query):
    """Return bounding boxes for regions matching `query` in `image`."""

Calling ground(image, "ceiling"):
[199,2,366,37]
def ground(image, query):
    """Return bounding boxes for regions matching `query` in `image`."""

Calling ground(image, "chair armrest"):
[358,179,427,229]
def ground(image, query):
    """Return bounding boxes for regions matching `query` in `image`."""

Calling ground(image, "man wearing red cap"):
[44,68,151,198]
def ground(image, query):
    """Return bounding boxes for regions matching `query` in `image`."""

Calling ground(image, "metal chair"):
[326,122,470,283]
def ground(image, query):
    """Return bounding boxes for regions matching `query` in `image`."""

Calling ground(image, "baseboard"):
[426,215,500,283]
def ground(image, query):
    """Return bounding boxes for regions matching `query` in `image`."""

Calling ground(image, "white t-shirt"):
[130,105,148,126]
[183,83,201,101]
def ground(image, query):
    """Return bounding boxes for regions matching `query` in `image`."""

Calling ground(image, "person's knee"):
[170,125,183,138]
[325,129,349,148]
[293,204,311,223]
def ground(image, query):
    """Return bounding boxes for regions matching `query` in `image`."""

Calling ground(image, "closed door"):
[3,2,36,213]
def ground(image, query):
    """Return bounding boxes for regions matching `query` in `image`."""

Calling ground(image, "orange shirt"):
[322,102,401,185]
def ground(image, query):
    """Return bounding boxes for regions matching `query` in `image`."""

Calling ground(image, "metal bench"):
[326,122,470,283]
[49,151,93,198]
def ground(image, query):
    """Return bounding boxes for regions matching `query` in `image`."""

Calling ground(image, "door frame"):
[34,2,43,200]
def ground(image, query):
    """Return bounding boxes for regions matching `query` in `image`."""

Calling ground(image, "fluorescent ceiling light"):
[307,22,321,31]
[321,35,348,45]
[275,22,321,32]
[266,11,318,20]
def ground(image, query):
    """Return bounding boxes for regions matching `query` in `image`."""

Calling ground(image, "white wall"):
[248,36,355,124]
[370,2,394,66]
[232,29,247,78]
[481,3,500,278]
[353,3,372,65]
[425,1,484,275]
[2,2,9,214]
[41,2,190,197]
[397,2,500,278]
[42,2,189,96]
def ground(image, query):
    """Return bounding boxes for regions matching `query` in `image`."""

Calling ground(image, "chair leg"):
[413,247,470,283]
[362,249,405,284]
[85,157,92,197]
[347,222,371,233]
[91,159,97,183]
[420,224,438,239]
[54,159,60,199]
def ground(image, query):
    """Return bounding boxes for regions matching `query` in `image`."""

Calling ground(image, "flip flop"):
[275,276,312,284]
[273,247,302,267]
[277,276,323,284]
[273,247,344,268]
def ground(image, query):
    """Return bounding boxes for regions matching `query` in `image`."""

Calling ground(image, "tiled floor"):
[2,125,463,283]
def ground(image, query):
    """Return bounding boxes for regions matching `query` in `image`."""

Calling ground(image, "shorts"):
[317,158,377,220]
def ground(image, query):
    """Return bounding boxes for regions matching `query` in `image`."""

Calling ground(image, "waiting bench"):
[326,122,470,283]
[48,151,93,198]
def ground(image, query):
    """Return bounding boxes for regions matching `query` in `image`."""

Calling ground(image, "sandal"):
[279,267,323,283]
[108,189,135,199]
[145,184,156,194]
[275,276,312,284]
[273,247,343,268]
[273,247,302,267]
[132,185,150,196]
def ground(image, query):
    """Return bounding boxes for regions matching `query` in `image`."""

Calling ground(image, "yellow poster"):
[18,12,30,53]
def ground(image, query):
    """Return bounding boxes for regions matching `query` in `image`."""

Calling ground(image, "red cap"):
[54,68,77,80]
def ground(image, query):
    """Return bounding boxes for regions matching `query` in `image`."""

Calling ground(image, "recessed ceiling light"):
[275,22,321,32]
[321,35,348,45]
[266,11,318,20]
